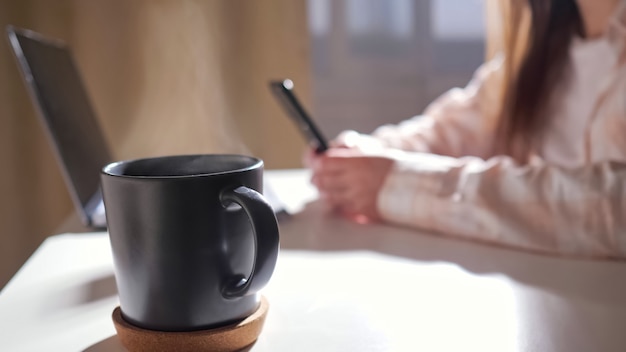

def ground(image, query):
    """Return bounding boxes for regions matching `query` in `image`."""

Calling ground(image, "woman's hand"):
[309,147,394,221]
[332,130,387,152]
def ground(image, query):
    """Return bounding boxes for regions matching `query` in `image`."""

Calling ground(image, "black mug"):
[101,154,280,332]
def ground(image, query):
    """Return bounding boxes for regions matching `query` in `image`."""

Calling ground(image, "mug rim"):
[102,154,263,179]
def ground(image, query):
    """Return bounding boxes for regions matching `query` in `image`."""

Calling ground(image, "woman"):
[308,0,626,258]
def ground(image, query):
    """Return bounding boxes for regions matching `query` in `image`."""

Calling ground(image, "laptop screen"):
[7,27,111,217]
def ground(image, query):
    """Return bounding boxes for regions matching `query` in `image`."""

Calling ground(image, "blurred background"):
[308,0,484,137]
[0,0,485,288]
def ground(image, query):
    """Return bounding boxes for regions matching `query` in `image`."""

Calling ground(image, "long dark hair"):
[499,0,584,161]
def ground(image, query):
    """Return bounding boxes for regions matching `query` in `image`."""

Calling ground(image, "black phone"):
[269,79,329,153]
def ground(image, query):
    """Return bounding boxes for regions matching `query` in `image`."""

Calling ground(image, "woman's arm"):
[310,146,626,258]
[367,56,504,159]
[378,152,626,258]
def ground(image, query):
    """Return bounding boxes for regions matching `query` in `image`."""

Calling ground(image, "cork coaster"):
[112,296,269,352]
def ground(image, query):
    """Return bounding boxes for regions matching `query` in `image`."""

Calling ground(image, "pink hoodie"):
[370,3,626,258]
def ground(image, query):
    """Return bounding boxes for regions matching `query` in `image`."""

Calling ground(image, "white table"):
[1,169,626,352]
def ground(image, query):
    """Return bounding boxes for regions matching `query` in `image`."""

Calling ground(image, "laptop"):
[7,26,110,229]
[6,26,288,229]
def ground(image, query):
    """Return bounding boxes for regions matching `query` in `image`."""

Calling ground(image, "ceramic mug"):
[101,154,279,331]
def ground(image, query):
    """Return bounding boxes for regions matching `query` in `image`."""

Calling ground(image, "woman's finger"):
[315,171,351,193]
[331,130,360,148]
[324,188,355,210]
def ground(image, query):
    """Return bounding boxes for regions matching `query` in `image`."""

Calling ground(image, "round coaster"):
[112,296,269,352]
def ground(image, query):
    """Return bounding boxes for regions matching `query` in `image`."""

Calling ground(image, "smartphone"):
[269,79,329,153]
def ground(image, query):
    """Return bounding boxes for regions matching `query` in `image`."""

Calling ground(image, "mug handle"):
[219,185,280,299]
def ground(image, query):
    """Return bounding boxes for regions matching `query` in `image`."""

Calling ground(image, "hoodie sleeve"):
[371,56,504,159]
[377,151,626,258]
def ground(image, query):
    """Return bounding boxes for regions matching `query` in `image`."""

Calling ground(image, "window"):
[306,0,486,138]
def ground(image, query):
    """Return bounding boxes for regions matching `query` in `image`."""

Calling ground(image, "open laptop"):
[6,26,288,229]
[7,26,110,229]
